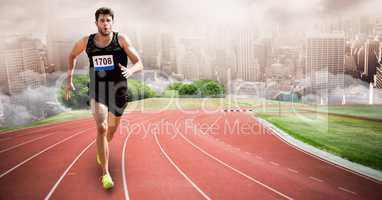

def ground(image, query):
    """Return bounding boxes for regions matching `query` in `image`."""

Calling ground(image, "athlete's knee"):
[97,121,108,134]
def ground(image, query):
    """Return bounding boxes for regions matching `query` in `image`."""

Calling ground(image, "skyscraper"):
[254,38,272,81]
[305,33,345,93]
[140,26,161,70]
[47,17,90,72]
[374,18,382,41]
[0,36,47,95]
[359,16,374,36]
[213,26,236,85]
[236,29,259,81]
[376,65,382,89]
[362,39,380,82]
[176,37,210,80]
[160,32,177,75]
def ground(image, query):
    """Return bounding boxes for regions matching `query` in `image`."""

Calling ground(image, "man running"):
[65,7,143,189]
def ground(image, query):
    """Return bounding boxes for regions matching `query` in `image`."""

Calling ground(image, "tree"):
[58,74,89,109]
[178,84,198,95]
[59,76,157,109]
[200,81,224,97]
[167,82,184,90]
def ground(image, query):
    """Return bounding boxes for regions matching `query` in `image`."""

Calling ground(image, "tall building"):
[140,26,161,70]
[305,33,345,93]
[160,32,177,75]
[0,36,47,95]
[272,46,299,79]
[47,17,90,71]
[360,16,374,36]
[236,29,259,81]
[214,26,236,85]
[254,38,272,81]
[362,39,380,82]
[355,45,366,78]
[215,49,236,84]
[176,37,210,80]
[376,65,382,89]
[374,18,382,41]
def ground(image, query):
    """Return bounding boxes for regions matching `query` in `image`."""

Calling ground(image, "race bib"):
[92,55,114,71]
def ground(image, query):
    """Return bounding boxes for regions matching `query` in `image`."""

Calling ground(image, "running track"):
[0,109,381,199]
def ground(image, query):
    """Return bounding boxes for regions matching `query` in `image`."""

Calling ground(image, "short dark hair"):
[95,7,114,21]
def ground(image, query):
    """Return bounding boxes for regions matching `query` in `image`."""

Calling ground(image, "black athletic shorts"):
[88,81,128,117]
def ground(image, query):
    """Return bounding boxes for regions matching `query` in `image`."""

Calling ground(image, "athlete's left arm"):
[118,34,143,78]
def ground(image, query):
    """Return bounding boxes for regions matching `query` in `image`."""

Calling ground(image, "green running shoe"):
[101,174,114,189]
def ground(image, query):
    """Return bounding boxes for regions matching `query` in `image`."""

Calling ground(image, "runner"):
[64,7,143,189]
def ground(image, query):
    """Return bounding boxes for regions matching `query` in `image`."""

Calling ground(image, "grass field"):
[236,98,382,120]
[257,111,382,171]
[314,105,382,120]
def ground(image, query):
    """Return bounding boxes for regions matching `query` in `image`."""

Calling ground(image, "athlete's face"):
[96,14,113,36]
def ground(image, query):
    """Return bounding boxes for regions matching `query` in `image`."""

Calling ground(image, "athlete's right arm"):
[65,36,88,101]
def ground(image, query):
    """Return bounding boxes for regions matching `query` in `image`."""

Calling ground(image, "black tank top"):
[86,32,128,82]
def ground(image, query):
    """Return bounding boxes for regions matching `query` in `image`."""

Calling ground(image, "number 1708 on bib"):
[92,55,115,71]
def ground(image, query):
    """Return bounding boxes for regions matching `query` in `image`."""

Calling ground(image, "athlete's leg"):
[107,81,128,142]
[107,112,122,142]
[90,99,110,175]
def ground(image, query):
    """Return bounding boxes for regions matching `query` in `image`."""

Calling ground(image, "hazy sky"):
[0,0,381,39]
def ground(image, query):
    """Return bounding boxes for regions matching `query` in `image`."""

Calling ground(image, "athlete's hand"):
[65,80,75,101]
[119,63,133,79]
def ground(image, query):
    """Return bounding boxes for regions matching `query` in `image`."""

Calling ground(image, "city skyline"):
[0,1,382,99]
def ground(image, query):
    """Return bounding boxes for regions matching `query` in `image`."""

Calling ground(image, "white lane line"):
[44,140,96,200]
[122,130,134,200]
[121,112,177,200]
[287,168,299,174]
[0,129,77,154]
[0,133,55,154]
[338,187,357,195]
[309,176,324,183]
[0,128,91,179]
[178,132,293,200]
[154,133,211,200]
[270,161,280,167]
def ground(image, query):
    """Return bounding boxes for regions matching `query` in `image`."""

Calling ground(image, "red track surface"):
[0,109,381,199]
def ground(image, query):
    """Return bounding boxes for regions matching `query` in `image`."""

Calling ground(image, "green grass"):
[0,110,91,133]
[315,105,382,120]
[236,98,382,120]
[257,112,382,171]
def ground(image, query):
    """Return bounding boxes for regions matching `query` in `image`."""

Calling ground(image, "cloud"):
[0,71,67,128]
[1,0,381,38]
[319,0,363,14]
